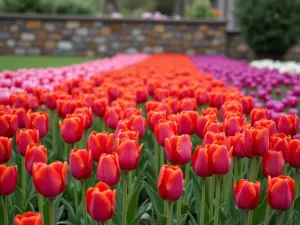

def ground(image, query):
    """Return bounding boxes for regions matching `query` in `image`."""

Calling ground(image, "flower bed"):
[0,54,299,225]
[251,59,300,75]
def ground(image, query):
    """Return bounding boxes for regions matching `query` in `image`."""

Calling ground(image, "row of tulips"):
[0,54,300,225]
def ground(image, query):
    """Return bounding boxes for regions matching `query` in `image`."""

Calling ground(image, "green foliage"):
[235,0,300,54]
[155,0,174,16]
[0,0,94,14]
[185,0,217,19]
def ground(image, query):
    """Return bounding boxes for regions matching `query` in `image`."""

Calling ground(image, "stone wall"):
[226,30,300,61]
[0,13,226,57]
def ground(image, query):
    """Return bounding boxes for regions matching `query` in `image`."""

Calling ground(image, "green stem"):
[154,137,159,175]
[128,171,133,198]
[22,157,27,208]
[122,172,128,225]
[276,212,281,225]
[214,176,221,225]
[264,205,271,225]
[176,197,181,225]
[244,211,249,225]
[49,198,55,225]
[82,181,88,225]
[200,178,206,225]
[184,163,190,205]
[38,193,44,215]
[51,110,57,153]
[253,158,260,181]
[226,165,233,211]
[249,158,256,181]
[234,157,239,179]
[73,178,78,214]
[209,176,215,220]
[64,142,68,161]
[167,201,172,225]
[160,146,164,168]
[2,197,8,225]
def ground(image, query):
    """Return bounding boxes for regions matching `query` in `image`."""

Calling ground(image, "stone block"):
[6,39,15,48]
[21,33,35,41]
[10,25,19,32]
[28,48,41,55]
[0,32,9,40]
[44,23,56,32]
[155,24,165,33]
[15,48,26,55]
[57,41,73,50]
[153,46,163,53]
[76,28,88,36]
[66,21,80,29]
[37,31,47,41]
[101,27,111,36]
[27,20,41,29]
[97,45,107,52]
[94,37,106,44]
[45,41,56,50]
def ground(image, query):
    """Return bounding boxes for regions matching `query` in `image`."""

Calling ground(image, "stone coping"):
[0,12,227,24]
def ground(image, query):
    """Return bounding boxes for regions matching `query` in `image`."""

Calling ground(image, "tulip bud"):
[195,88,208,105]
[254,119,277,136]
[60,114,84,144]
[270,133,291,161]
[28,96,39,111]
[277,114,299,136]
[234,179,260,210]
[286,139,300,168]
[229,132,247,158]
[223,113,245,137]
[45,92,57,109]
[123,108,141,120]
[16,129,39,157]
[25,144,47,175]
[180,98,197,111]
[56,99,78,118]
[11,93,28,109]
[86,131,114,162]
[201,107,218,118]
[0,164,18,196]
[93,98,108,117]
[154,88,168,101]
[267,176,295,211]
[243,126,269,157]
[262,150,285,178]
[0,137,12,164]
[115,139,143,171]
[115,130,139,142]
[147,110,166,131]
[104,106,123,129]
[13,108,31,129]
[164,135,192,165]
[250,108,269,126]
[136,87,148,103]
[164,97,180,114]
[128,115,146,138]
[178,111,198,135]
[69,149,93,180]
[97,153,120,186]
[14,212,44,225]
[33,161,68,198]
[203,121,224,137]
[196,115,217,138]
[158,165,184,201]
[208,92,225,108]
[30,112,49,138]
[0,112,18,137]
[192,145,213,177]
[155,119,178,146]
[74,107,93,129]
[203,132,229,148]
[241,96,254,114]
[86,182,116,222]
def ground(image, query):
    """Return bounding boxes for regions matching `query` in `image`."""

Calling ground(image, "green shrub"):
[235,0,300,54]
[185,0,217,19]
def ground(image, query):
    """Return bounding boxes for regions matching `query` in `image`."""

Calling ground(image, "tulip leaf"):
[181,213,189,225]
[252,197,268,225]
[191,171,203,221]
[55,205,65,223]
[129,201,151,225]
[188,212,198,225]
[127,177,144,223]
[293,196,300,212]
[112,198,122,225]
[61,198,78,224]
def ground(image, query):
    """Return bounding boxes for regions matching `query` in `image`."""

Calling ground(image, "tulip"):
[28,96,39,111]
[158,165,184,201]
[128,115,146,138]
[56,99,78,118]
[86,182,116,222]
[32,161,68,198]
[108,85,120,100]
[234,179,260,210]
[208,92,224,108]
[0,137,12,164]
[136,87,148,103]
[74,107,93,129]
[223,113,245,137]
[16,129,40,157]
[86,131,114,162]
[164,135,192,165]
[93,98,108,117]
[123,108,141,120]
[250,108,269,125]
[147,110,166,131]
[243,126,269,157]
[0,112,18,137]
[14,212,44,225]
[155,119,178,146]
[178,111,198,135]
[115,130,139,142]
[195,88,208,105]
[203,132,229,148]
[25,144,47,175]
[13,108,31,129]
[163,97,180,114]
[192,145,213,177]
[11,93,28,109]
[262,150,285,178]
[286,139,300,168]
[270,133,291,161]
[97,153,120,186]
[196,115,217,138]
[104,106,123,129]
[203,121,224,137]
[45,92,57,109]
[254,119,277,136]
[229,132,247,158]
[69,149,93,180]
[202,107,218,118]
[267,176,295,211]
[60,114,84,144]
[115,139,143,171]
[277,114,299,136]
[180,98,197,111]
[220,101,243,119]
[0,164,18,196]
[154,88,168,101]
[30,112,49,138]
[241,96,254,114]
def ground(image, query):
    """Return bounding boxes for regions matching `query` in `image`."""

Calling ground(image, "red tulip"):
[108,85,120,100]
[155,119,178,146]
[14,212,44,225]
[28,96,39,111]
[208,92,225,108]
[192,145,213,177]
[270,133,291,161]
[86,131,114,162]
[56,99,78,118]
[0,137,12,164]
[16,129,40,157]
[11,93,28,109]
[267,176,295,211]
[25,144,47,175]
[0,112,18,137]
[241,96,254,114]
[229,132,247,158]
[115,139,143,171]
[128,115,146,138]
[262,150,285,178]
[97,153,120,186]
[178,111,198,135]
[254,119,277,136]
[164,135,192,165]
[196,115,217,138]
[33,161,68,198]
[86,182,116,222]
[0,164,18,196]
[243,126,269,157]
[93,98,108,117]
[104,106,123,129]
[203,121,224,137]
[195,88,208,105]
[220,101,243,119]
[250,108,268,126]
[234,179,260,210]
[164,97,180,114]
[277,114,299,136]
[207,141,233,175]
[286,139,300,168]
[13,108,31,129]
[158,165,184,201]
[203,132,229,148]
[223,113,245,137]
[45,92,57,109]
[147,110,166,131]
[180,98,197,111]
[74,107,93,129]
[69,149,93,180]
[201,107,218,118]
[60,114,84,144]
[30,112,49,138]
[136,87,148,103]
[115,130,139,142]
[123,108,141,120]
[154,88,168,101]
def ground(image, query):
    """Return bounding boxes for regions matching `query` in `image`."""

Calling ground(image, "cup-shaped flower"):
[192,145,213,177]
[262,150,285,178]
[0,112,18,137]
[0,137,12,164]
[30,112,49,138]
[60,114,84,144]
[155,119,178,147]
[277,114,299,136]
[97,153,120,186]
[0,164,18,196]
[14,212,44,225]
[69,149,93,180]
[25,144,47,175]
[234,179,260,210]
[16,129,40,157]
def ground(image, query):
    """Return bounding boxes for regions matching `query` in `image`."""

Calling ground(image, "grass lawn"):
[0,56,98,71]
